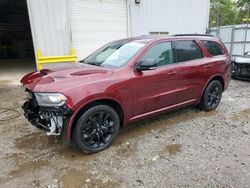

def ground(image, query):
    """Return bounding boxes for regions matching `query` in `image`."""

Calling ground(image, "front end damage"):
[232,60,250,81]
[22,90,73,136]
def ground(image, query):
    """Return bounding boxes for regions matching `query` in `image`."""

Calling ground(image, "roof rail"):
[173,34,214,37]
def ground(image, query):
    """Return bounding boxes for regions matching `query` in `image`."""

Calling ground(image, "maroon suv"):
[21,35,231,153]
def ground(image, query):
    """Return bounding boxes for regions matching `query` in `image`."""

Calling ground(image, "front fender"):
[65,95,126,143]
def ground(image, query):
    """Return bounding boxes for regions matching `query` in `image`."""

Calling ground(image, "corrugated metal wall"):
[210,24,250,56]
[129,0,210,36]
[26,0,71,58]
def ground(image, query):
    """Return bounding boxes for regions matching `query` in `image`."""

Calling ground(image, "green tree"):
[236,0,250,23]
[209,0,250,27]
[209,0,237,27]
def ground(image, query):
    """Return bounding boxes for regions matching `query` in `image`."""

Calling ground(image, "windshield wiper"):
[79,59,102,66]
[85,60,102,66]
[78,59,85,63]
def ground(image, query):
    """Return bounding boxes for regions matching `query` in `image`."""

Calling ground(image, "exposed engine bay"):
[232,55,250,81]
[22,91,72,136]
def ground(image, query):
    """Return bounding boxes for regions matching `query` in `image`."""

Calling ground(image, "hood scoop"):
[70,69,107,76]
[40,69,51,76]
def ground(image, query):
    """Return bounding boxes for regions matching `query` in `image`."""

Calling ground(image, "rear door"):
[202,40,229,76]
[172,39,208,101]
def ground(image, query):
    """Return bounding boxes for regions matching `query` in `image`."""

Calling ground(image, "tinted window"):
[141,42,173,67]
[202,40,224,56]
[174,40,203,62]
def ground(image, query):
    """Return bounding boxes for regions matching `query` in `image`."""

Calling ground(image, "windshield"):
[81,41,145,68]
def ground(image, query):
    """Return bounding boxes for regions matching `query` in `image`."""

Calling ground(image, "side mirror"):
[136,59,157,72]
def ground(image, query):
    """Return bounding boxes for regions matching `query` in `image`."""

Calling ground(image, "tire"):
[200,80,222,111]
[72,105,120,153]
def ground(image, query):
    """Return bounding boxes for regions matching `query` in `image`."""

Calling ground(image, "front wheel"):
[200,80,222,111]
[72,105,120,153]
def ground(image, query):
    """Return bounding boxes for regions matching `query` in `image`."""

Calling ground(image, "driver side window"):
[141,42,173,67]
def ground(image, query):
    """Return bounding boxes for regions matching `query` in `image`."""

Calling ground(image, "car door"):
[130,41,181,117]
[201,40,230,79]
[172,39,208,102]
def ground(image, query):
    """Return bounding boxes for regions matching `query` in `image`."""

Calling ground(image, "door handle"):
[204,64,212,68]
[167,71,177,75]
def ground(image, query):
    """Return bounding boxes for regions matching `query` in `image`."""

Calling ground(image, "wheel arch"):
[209,76,225,91]
[66,98,125,143]
[201,75,225,98]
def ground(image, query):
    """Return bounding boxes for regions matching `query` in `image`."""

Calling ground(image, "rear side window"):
[173,40,203,63]
[202,40,224,56]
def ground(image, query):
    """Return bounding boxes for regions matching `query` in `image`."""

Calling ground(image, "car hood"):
[21,63,114,92]
[234,57,250,64]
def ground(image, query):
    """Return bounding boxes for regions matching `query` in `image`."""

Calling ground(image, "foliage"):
[209,0,250,27]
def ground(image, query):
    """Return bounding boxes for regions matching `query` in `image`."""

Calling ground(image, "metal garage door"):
[69,0,128,60]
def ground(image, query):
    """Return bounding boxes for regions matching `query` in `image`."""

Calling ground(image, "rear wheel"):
[200,80,222,111]
[72,105,120,153]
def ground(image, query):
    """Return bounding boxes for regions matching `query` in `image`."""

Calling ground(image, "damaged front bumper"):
[22,91,73,136]
[232,61,250,81]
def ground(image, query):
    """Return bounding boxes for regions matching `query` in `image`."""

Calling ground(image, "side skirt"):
[128,99,198,123]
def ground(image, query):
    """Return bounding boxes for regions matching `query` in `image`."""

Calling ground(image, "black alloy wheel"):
[200,80,222,111]
[72,105,120,153]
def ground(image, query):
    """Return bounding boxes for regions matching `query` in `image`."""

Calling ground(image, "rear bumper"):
[22,92,73,136]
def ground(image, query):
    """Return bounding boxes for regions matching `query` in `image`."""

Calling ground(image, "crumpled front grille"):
[22,91,73,135]
[22,95,50,131]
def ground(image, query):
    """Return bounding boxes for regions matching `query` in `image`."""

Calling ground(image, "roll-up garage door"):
[69,0,128,60]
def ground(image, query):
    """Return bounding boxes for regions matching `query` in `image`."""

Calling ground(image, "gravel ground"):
[0,79,249,188]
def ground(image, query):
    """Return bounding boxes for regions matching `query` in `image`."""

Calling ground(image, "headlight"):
[34,93,67,107]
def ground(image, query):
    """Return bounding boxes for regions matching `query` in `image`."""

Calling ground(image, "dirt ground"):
[0,78,249,188]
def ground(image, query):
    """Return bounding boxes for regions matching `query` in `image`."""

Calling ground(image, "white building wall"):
[129,0,210,36]
[68,0,129,60]
[26,0,71,58]
[27,0,210,65]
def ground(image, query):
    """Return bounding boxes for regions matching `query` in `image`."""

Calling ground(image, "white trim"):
[65,0,73,52]
[126,0,132,37]
[26,0,38,69]
[206,0,211,31]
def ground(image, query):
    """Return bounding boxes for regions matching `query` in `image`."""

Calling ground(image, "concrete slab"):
[0,58,36,85]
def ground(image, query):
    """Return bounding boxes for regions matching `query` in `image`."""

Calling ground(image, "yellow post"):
[71,48,77,63]
[37,50,44,70]
[36,48,77,70]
